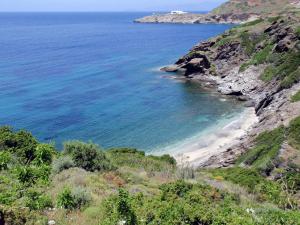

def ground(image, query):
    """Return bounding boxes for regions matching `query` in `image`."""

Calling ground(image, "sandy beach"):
[172,107,258,166]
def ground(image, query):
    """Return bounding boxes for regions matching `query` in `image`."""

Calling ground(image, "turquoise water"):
[0,12,242,151]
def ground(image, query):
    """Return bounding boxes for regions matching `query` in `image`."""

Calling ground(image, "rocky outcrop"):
[134,12,259,24]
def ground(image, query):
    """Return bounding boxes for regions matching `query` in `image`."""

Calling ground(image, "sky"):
[0,0,227,12]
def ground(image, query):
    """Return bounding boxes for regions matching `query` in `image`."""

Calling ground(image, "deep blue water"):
[0,12,241,151]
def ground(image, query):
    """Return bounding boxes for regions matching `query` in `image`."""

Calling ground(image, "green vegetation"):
[239,43,273,72]
[239,18,264,28]
[236,127,285,174]
[63,141,114,172]
[287,116,300,150]
[0,124,300,224]
[291,90,300,102]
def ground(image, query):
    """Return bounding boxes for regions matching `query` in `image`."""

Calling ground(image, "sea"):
[0,12,243,152]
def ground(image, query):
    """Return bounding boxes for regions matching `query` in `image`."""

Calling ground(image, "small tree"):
[63,141,113,172]
[117,189,137,225]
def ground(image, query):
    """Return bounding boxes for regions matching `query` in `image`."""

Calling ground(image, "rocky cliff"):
[162,12,300,167]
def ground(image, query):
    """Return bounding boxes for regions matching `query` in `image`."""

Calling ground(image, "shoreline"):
[172,107,258,166]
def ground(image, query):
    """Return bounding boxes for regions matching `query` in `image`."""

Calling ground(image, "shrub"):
[0,127,38,165]
[25,190,52,210]
[0,151,12,170]
[56,186,91,210]
[160,180,193,199]
[15,165,51,185]
[52,155,75,174]
[57,187,75,210]
[63,141,113,172]
[71,187,92,209]
[116,189,137,225]
[11,130,38,165]
[33,143,56,166]
[100,189,137,225]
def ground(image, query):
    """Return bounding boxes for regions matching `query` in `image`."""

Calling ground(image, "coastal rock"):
[160,65,180,72]
[192,41,215,52]
[182,57,210,76]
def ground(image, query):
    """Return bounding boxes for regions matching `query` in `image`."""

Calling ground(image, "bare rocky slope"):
[162,12,300,167]
[135,0,300,24]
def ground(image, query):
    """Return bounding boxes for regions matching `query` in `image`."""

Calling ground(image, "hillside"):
[212,0,299,15]
[135,0,300,24]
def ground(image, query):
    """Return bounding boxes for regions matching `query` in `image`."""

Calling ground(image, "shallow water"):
[0,12,242,151]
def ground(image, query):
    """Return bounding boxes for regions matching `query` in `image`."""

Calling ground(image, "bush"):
[25,189,52,210]
[33,143,56,166]
[52,155,75,174]
[100,189,137,225]
[56,187,75,210]
[15,165,51,185]
[0,151,12,170]
[63,141,113,172]
[56,186,91,210]
[0,126,38,165]
[71,187,92,209]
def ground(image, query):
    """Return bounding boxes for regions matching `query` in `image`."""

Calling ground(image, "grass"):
[291,90,300,102]
[287,116,300,150]
[214,36,236,47]
[239,43,274,72]
[239,32,266,56]
[259,50,300,88]
[296,26,300,38]
[239,18,264,28]
[236,127,285,174]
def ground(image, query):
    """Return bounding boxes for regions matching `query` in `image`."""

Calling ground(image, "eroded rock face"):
[215,42,240,60]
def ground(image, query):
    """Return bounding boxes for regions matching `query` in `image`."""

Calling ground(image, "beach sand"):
[173,107,258,167]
